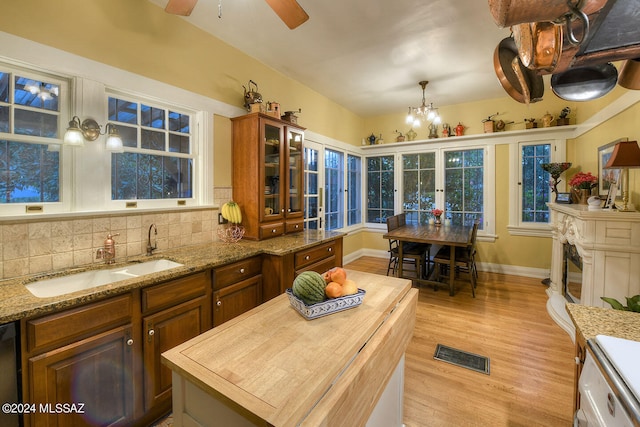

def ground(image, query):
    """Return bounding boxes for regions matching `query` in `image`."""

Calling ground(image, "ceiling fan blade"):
[165,0,199,16]
[264,0,309,29]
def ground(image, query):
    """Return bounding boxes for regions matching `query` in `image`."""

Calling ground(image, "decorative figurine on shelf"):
[406,128,417,141]
[542,112,555,128]
[455,122,466,136]
[525,118,537,129]
[428,123,439,139]
[441,123,451,137]
[557,107,571,126]
[394,130,405,142]
[482,113,498,133]
[367,133,376,145]
[541,162,572,202]
[376,134,384,144]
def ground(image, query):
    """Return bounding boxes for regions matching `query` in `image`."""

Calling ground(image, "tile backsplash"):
[0,187,232,281]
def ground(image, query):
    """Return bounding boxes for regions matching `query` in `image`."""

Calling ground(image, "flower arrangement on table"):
[431,208,443,225]
[569,172,598,189]
[541,162,571,198]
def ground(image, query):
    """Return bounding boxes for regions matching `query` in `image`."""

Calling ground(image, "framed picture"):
[556,192,572,204]
[598,137,627,196]
[604,181,618,209]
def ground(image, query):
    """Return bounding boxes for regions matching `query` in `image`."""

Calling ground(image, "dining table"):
[383,223,473,296]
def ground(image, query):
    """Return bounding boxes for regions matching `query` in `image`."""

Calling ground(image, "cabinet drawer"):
[295,241,337,270]
[286,219,304,234]
[295,256,336,277]
[142,271,209,314]
[259,222,285,239]
[214,256,262,290]
[26,293,132,354]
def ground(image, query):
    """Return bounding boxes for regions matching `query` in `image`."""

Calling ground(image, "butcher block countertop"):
[162,270,418,427]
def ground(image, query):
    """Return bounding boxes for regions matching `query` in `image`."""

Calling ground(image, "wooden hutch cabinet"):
[232,113,305,240]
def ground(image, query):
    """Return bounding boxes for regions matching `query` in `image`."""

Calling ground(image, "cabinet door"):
[286,126,304,219]
[142,296,210,412]
[27,325,135,427]
[262,119,285,221]
[214,275,263,326]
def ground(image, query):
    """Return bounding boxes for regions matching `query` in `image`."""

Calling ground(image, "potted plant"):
[569,172,598,204]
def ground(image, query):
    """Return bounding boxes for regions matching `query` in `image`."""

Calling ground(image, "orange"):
[325,281,343,298]
[328,267,347,285]
[341,279,358,296]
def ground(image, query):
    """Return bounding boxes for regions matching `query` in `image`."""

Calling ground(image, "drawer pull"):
[148,329,155,337]
[240,268,245,274]
[216,300,222,307]
[295,224,299,229]
[272,229,277,233]
[328,247,332,252]
[127,339,134,346]
[305,255,310,260]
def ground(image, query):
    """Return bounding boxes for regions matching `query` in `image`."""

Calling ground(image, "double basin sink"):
[25,259,184,298]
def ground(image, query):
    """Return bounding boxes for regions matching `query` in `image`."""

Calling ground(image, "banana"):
[221,202,230,221]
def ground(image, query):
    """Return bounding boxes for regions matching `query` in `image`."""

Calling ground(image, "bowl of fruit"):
[286,268,365,320]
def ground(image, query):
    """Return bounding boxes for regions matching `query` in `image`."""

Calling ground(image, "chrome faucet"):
[96,233,119,264]
[147,223,157,256]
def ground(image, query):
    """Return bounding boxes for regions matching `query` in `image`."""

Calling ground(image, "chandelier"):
[405,80,441,127]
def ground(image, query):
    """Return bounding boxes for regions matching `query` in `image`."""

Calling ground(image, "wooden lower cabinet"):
[143,296,210,413]
[27,324,135,427]
[213,257,263,326]
[262,237,343,301]
[21,271,212,427]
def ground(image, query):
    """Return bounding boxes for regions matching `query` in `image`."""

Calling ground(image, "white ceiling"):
[148,0,510,117]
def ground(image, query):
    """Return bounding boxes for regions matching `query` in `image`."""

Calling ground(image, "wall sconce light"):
[63,116,124,152]
[604,140,640,212]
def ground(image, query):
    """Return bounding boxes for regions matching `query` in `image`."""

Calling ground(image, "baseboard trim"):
[343,251,550,280]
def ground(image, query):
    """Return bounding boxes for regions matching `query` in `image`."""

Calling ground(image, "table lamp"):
[604,140,640,212]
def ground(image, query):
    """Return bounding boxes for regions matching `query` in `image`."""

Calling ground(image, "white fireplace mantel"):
[547,203,640,339]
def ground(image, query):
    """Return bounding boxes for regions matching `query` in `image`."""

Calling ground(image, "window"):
[402,152,436,224]
[325,148,344,230]
[346,154,361,226]
[508,139,564,236]
[0,65,67,209]
[366,155,394,223]
[304,145,320,229]
[108,96,194,200]
[444,149,484,227]
[521,143,550,223]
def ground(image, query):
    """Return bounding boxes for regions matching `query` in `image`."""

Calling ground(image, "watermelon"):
[292,271,327,305]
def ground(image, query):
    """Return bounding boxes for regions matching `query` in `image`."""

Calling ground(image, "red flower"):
[431,208,443,217]
[569,172,598,189]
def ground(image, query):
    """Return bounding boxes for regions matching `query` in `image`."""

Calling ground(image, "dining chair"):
[386,214,430,280]
[433,220,480,297]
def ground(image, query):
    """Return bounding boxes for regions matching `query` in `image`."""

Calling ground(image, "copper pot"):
[494,37,544,104]
[512,21,563,73]
[618,58,640,90]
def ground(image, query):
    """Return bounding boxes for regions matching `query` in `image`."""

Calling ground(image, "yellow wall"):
[2,0,639,273]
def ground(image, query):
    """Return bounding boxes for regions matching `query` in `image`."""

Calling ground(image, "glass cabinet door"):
[263,121,282,218]
[287,128,304,217]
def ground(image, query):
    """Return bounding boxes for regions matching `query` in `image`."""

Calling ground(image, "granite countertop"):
[0,230,344,324]
[566,303,640,342]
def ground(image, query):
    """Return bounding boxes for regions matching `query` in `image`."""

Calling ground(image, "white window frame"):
[0,32,238,218]
[0,60,73,216]
[363,143,496,239]
[508,138,567,237]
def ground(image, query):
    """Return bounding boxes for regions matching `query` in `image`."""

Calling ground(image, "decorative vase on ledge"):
[575,188,591,205]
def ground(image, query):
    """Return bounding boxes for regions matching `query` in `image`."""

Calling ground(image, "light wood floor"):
[344,256,576,427]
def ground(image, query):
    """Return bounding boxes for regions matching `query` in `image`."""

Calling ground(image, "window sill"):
[507,224,552,238]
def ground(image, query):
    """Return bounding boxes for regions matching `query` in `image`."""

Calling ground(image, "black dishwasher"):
[0,322,20,427]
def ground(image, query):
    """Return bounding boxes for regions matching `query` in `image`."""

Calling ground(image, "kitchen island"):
[162,270,417,426]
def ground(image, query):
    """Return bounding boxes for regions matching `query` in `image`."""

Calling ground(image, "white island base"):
[171,355,406,427]
[163,270,417,427]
